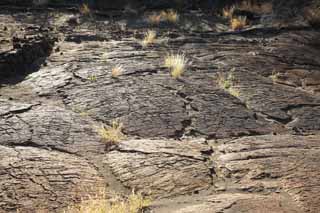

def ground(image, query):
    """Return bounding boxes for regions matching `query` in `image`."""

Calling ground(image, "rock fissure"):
[1,5,320,213]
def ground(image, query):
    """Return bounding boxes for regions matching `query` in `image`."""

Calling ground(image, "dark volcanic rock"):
[152,192,302,213]
[0,145,105,213]
[210,135,320,213]
[105,139,213,198]
[0,6,320,213]
[0,14,55,84]
[151,134,320,213]
[0,99,106,160]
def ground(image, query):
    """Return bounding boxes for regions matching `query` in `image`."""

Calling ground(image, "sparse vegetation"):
[230,16,248,31]
[141,30,157,47]
[228,85,241,97]
[79,111,90,117]
[218,72,234,90]
[270,71,280,83]
[218,72,241,97]
[222,1,272,17]
[101,52,109,60]
[164,53,187,79]
[98,120,126,144]
[66,190,151,213]
[147,13,162,25]
[223,6,236,18]
[161,10,179,23]
[79,3,90,16]
[147,10,179,25]
[3,2,320,213]
[222,5,248,31]
[88,74,97,82]
[222,1,273,30]
[111,65,124,78]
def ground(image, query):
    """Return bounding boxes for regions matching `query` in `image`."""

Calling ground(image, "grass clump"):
[217,71,240,97]
[230,16,248,31]
[161,10,179,23]
[223,6,236,18]
[218,72,234,90]
[79,3,91,16]
[270,71,280,83]
[88,74,97,82]
[66,191,151,213]
[164,53,187,79]
[223,1,272,18]
[111,65,124,78]
[98,120,126,144]
[222,0,273,31]
[147,10,179,25]
[147,13,162,25]
[141,30,157,47]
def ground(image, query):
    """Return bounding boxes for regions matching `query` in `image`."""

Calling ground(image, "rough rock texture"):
[211,135,320,213]
[0,99,105,158]
[151,134,320,213]
[0,145,105,213]
[0,5,320,213]
[152,192,302,213]
[0,12,55,83]
[106,139,213,197]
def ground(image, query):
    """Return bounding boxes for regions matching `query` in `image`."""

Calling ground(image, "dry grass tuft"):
[223,6,236,18]
[161,9,179,23]
[223,1,272,17]
[111,65,124,78]
[98,120,126,144]
[66,190,151,213]
[218,72,235,90]
[164,53,187,79]
[147,13,162,25]
[147,10,179,25]
[88,74,97,82]
[222,1,272,30]
[217,71,240,97]
[141,30,157,47]
[79,3,91,15]
[230,16,248,31]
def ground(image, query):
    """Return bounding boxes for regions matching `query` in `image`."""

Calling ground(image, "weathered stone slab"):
[0,145,105,213]
[210,135,320,213]
[0,99,105,158]
[105,139,214,197]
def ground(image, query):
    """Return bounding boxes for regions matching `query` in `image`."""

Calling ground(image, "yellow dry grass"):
[111,65,124,78]
[230,16,247,31]
[79,3,90,15]
[217,72,240,97]
[141,30,157,47]
[223,6,236,18]
[147,10,179,25]
[147,13,162,25]
[222,1,272,19]
[98,120,126,144]
[164,53,187,79]
[88,74,97,82]
[66,191,151,213]
[161,9,179,23]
